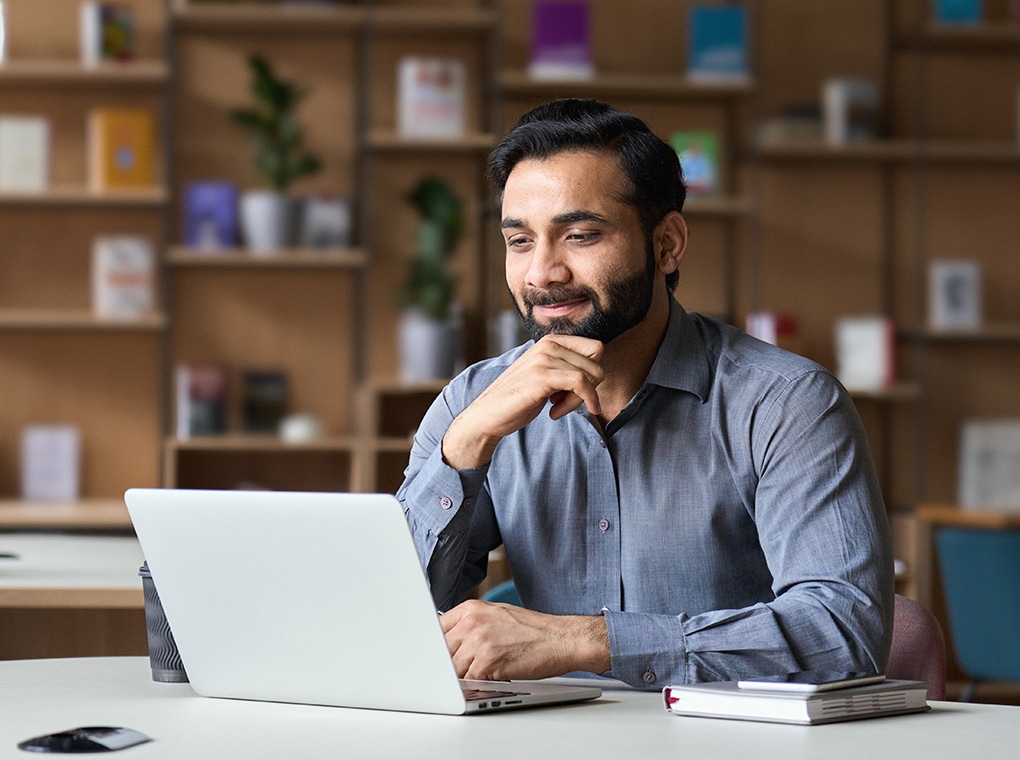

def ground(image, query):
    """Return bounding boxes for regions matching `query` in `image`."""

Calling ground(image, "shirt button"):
[642,669,657,685]
[598,518,610,532]
[597,438,606,449]
[439,496,453,510]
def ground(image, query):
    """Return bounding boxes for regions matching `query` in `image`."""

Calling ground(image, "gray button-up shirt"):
[398,300,894,688]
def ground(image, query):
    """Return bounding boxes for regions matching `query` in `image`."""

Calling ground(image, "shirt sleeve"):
[396,383,500,612]
[604,370,894,688]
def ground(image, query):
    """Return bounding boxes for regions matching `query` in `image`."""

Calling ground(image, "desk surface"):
[0,534,143,608]
[2,658,1018,760]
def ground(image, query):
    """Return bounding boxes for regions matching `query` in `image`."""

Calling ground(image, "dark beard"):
[512,242,657,344]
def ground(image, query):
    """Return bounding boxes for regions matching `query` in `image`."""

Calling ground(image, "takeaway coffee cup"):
[138,562,188,683]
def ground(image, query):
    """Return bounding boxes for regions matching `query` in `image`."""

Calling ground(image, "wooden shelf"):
[916,504,1020,530]
[0,59,169,86]
[367,6,495,33]
[166,246,369,269]
[0,187,169,207]
[909,22,1020,52]
[0,499,131,530]
[498,70,754,100]
[757,137,1020,165]
[173,2,364,32]
[848,384,922,402]
[167,435,358,453]
[0,310,167,332]
[905,324,1020,343]
[684,195,755,218]
[365,130,498,153]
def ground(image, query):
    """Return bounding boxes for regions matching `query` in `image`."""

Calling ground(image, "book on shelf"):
[20,425,81,502]
[663,678,929,725]
[80,1,135,65]
[834,315,895,392]
[959,419,1020,512]
[91,234,156,319]
[0,1,7,64]
[687,3,750,83]
[528,0,594,80]
[670,131,721,198]
[0,115,50,192]
[175,364,229,440]
[928,259,982,330]
[183,181,238,250]
[396,56,466,140]
[87,107,156,192]
[822,77,879,146]
[745,312,801,355]
[933,0,983,24]
[241,370,288,435]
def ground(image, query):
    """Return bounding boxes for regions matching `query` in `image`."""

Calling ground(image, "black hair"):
[487,98,685,293]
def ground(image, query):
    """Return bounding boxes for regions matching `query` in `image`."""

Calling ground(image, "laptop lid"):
[124,488,601,715]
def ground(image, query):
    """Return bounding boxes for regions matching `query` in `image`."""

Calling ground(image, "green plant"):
[229,55,321,191]
[397,178,463,321]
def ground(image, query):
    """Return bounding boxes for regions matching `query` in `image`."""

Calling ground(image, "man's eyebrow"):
[500,210,609,230]
[552,210,608,225]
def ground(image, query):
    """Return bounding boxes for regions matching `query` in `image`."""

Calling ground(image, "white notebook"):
[125,488,601,715]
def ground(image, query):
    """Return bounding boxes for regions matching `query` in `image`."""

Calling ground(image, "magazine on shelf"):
[91,234,156,319]
[0,115,50,191]
[663,678,929,725]
[80,1,135,64]
[834,315,895,392]
[183,181,238,249]
[822,77,879,145]
[670,131,721,197]
[175,365,229,440]
[687,4,749,83]
[958,419,1020,512]
[529,0,594,80]
[396,56,466,139]
[88,107,156,191]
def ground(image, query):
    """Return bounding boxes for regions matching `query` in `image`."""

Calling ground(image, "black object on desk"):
[18,726,152,753]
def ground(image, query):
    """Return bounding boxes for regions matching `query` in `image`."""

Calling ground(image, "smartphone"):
[18,726,152,753]
[736,670,886,693]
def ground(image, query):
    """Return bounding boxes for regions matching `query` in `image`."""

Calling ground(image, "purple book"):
[529,1,593,79]
[183,181,238,249]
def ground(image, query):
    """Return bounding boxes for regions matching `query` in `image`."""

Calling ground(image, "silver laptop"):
[124,488,602,715]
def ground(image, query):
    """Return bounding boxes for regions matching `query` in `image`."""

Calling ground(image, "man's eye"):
[568,232,600,243]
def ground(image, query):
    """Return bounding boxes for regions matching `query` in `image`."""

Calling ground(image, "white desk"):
[2,658,1019,760]
[0,533,143,608]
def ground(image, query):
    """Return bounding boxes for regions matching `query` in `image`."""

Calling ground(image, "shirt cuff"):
[604,610,688,689]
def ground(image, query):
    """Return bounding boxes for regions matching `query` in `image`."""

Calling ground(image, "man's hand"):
[439,599,610,681]
[442,335,605,470]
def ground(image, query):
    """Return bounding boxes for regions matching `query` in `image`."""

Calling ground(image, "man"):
[397,98,893,689]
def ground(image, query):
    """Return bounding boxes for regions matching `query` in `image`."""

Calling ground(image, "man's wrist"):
[441,412,499,471]
[565,615,611,675]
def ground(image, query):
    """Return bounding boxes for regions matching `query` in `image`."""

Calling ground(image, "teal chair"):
[481,580,521,606]
[934,525,1020,701]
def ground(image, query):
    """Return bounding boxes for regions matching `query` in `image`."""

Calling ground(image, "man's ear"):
[654,211,687,275]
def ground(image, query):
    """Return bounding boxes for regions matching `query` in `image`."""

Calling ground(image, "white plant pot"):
[239,190,295,255]
[398,309,457,383]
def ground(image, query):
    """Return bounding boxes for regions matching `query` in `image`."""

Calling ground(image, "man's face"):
[501,150,657,344]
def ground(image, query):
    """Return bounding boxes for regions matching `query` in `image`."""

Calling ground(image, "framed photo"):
[959,419,1020,512]
[928,259,982,330]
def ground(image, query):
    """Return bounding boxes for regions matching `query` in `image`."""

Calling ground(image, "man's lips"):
[531,298,590,319]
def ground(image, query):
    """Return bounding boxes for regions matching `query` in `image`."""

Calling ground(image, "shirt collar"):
[644,299,712,402]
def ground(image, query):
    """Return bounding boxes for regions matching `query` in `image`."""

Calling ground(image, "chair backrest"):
[935,526,1020,685]
[887,593,947,701]
[480,579,521,606]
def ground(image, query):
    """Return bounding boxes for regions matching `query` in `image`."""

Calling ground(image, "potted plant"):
[396,177,463,382]
[230,54,321,254]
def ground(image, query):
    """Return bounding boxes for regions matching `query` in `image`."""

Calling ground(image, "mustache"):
[522,285,598,307]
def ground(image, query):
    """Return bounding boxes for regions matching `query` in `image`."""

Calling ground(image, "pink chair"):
[886,593,947,700]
